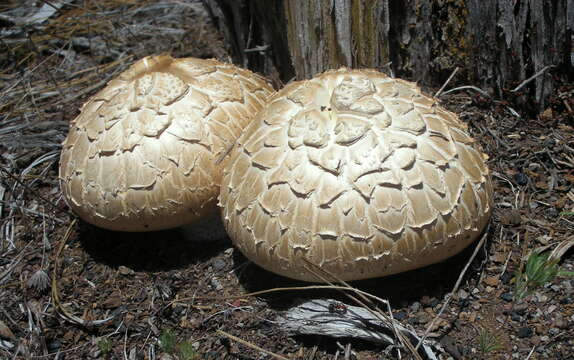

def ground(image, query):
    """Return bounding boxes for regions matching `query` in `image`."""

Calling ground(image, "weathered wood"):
[277,299,440,359]
[204,0,573,111]
[203,0,295,86]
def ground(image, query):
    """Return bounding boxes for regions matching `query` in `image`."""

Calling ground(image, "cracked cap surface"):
[59,55,274,231]
[219,68,493,282]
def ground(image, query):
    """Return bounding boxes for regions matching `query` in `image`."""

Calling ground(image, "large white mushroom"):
[59,55,273,231]
[219,68,493,282]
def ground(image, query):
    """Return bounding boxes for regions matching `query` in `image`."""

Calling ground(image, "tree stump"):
[204,0,573,112]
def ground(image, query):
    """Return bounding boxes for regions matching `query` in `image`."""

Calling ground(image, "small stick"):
[524,344,536,360]
[244,45,270,53]
[123,328,128,360]
[434,67,459,98]
[440,85,490,98]
[499,248,512,279]
[485,126,511,151]
[0,167,73,217]
[216,330,289,360]
[302,258,378,309]
[511,65,554,93]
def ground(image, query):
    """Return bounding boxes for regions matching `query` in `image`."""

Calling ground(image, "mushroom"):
[219,68,493,282]
[59,55,273,231]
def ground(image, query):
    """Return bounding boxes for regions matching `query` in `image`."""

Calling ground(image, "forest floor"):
[0,1,573,359]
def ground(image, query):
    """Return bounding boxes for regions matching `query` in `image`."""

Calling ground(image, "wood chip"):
[491,253,507,263]
[500,209,522,225]
[0,320,15,340]
[101,292,122,309]
[483,276,499,287]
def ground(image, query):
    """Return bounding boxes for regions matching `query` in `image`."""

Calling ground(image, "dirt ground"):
[1,1,573,359]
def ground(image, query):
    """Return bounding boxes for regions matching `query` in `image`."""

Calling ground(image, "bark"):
[204,0,573,111]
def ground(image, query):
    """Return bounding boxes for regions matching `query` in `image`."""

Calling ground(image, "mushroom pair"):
[60,56,493,281]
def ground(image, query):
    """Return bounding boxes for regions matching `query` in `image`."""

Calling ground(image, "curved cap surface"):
[60,55,274,231]
[219,68,493,281]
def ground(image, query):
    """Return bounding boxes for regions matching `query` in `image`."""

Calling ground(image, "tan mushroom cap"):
[219,68,493,282]
[59,55,274,231]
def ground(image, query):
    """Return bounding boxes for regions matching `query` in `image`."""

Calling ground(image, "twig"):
[440,85,491,98]
[201,306,253,326]
[123,327,128,360]
[502,103,521,118]
[492,172,516,196]
[244,45,270,53]
[302,259,378,311]
[434,67,459,98]
[216,330,289,360]
[415,226,490,350]
[524,344,536,360]
[0,201,67,224]
[0,167,73,217]
[1,217,15,251]
[500,248,513,279]
[511,65,554,93]
[548,237,574,262]
[279,299,437,359]
[483,122,512,151]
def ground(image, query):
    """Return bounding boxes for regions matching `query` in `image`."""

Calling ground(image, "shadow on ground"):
[78,215,232,272]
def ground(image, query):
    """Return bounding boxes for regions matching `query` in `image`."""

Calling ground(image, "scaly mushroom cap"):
[59,55,273,231]
[219,68,493,282]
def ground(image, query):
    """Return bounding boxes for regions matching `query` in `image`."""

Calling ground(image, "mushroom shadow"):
[78,215,231,272]
[232,227,493,310]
